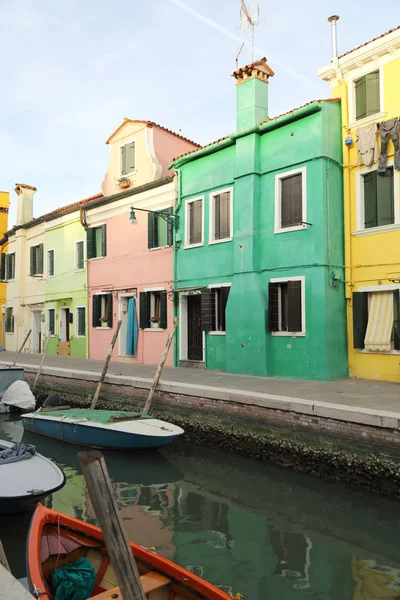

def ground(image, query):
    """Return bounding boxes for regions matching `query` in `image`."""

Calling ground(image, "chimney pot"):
[15,183,36,226]
[328,15,340,61]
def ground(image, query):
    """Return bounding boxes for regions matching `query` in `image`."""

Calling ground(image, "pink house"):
[85,120,199,364]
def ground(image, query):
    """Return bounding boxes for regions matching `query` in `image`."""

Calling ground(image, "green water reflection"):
[1,414,400,599]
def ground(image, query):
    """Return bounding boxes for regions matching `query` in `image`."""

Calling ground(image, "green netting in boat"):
[40,408,152,424]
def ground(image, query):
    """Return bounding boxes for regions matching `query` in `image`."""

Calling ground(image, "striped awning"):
[364,291,394,352]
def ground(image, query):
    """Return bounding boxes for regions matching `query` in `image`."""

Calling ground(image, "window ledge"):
[353,223,400,237]
[95,326,111,330]
[184,243,204,249]
[274,225,307,235]
[89,256,105,261]
[144,328,165,332]
[5,332,14,335]
[358,349,400,355]
[76,335,86,339]
[209,237,232,245]
[74,268,85,273]
[348,111,387,130]
[271,331,306,337]
[209,331,226,336]
[149,246,171,252]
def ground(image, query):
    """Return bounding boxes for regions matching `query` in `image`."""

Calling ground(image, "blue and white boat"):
[21,408,184,450]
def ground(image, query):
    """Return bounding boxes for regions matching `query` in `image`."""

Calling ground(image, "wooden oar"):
[91,320,122,410]
[78,451,146,600]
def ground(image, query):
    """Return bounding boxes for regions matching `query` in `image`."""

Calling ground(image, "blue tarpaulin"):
[126,296,138,356]
[0,442,36,465]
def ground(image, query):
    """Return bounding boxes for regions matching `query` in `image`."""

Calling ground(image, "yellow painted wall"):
[332,56,400,381]
[0,191,9,348]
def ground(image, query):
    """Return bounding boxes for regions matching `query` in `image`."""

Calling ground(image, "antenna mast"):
[239,0,260,62]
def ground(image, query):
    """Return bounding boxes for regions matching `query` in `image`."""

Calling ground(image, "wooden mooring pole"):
[11,329,32,367]
[32,336,50,393]
[91,320,122,410]
[143,317,178,414]
[78,451,146,600]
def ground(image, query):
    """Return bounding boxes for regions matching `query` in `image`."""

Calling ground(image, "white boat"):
[0,367,25,413]
[0,439,65,514]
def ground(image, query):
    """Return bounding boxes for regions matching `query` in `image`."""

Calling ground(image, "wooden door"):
[187,295,202,360]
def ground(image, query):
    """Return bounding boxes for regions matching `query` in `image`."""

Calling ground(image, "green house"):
[170,59,347,380]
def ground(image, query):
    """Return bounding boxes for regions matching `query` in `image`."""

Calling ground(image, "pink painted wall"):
[88,210,174,365]
[153,127,200,176]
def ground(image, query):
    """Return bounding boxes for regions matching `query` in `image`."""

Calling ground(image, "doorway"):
[32,310,42,353]
[118,294,137,357]
[187,295,202,360]
[60,308,70,342]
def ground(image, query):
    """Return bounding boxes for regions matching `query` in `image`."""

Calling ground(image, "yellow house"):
[318,23,400,382]
[0,191,10,349]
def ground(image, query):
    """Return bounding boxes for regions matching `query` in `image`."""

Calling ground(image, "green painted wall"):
[174,97,347,380]
[44,217,88,358]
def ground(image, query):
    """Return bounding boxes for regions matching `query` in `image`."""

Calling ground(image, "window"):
[5,307,14,333]
[75,241,84,270]
[47,249,55,277]
[210,189,232,243]
[5,253,15,281]
[353,289,399,351]
[200,286,230,333]
[139,290,167,329]
[268,278,305,335]
[120,141,135,176]
[355,70,380,121]
[185,198,203,247]
[87,225,106,259]
[148,209,174,249]
[92,294,113,328]
[275,168,306,233]
[30,243,44,276]
[362,167,394,229]
[76,307,86,337]
[48,308,55,336]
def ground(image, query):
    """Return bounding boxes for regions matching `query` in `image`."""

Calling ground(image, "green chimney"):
[232,57,275,132]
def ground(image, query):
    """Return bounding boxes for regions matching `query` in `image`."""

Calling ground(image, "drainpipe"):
[80,207,88,229]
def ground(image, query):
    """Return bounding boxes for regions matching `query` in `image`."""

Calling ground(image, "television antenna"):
[239,0,260,63]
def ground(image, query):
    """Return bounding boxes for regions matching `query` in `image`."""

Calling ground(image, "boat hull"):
[21,413,182,450]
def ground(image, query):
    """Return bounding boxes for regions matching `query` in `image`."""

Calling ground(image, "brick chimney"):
[15,183,36,226]
[232,57,275,132]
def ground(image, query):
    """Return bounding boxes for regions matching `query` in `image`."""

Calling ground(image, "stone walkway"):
[0,350,399,414]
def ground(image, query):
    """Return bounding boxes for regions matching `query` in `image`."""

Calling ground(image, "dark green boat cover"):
[41,408,152,424]
[52,558,96,600]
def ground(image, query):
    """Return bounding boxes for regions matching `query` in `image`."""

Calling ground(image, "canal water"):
[1,414,400,599]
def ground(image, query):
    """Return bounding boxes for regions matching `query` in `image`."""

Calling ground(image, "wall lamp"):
[129,206,179,229]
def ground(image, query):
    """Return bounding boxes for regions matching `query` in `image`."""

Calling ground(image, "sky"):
[0,0,398,226]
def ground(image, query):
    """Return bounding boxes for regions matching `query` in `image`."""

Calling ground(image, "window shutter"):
[220,286,230,331]
[38,244,44,274]
[86,229,95,259]
[377,168,394,226]
[92,295,100,327]
[148,212,156,249]
[127,142,135,172]
[394,291,400,351]
[281,175,302,228]
[363,171,377,229]
[366,70,380,116]
[355,75,367,120]
[5,309,10,333]
[0,253,5,281]
[107,293,113,328]
[201,289,213,332]
[101,225,107,257]
[214,194,220,239]
[30,246,35,276]
[159,292,168,329]
[167,207,174,246]
[139,292,149,329]
[77,242,84,269]
[121,144,126,176]
[268,283,280,332]
[352,292,368,349]
[78,308,86,336]
[287,281,302,332]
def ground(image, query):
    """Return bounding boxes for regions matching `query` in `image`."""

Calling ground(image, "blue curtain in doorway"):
[126,297,138,356]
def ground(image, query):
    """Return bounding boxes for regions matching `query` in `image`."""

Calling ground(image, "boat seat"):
[93,571,171,599]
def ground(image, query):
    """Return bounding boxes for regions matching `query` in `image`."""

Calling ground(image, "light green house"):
[44,201,94,358]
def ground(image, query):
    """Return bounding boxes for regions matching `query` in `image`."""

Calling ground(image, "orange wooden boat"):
[27,503,231,600]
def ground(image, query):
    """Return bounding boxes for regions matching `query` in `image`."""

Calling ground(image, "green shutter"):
[287,280,302,333]
[352,292,368,349]
[38,244,44,274]
[148,213,156,249]
[92,295,100,327]
[78,308,86,337]
[139,292,149,328]
[159,292,167,329]
[30,246,35,276]
[5,308,10,333]
[121,144,126,176]
[101,225,107,257]
[366,70,380,116]
[201,289,213,332]
[49,310,55,335]
[363,171,377,229]
[86,229,95,260]
[77,242,84,269]
[394,291,400,351]
[167,207,174,246]
[0,253,5,281]
[268,283,280,332]
[127,142,135,172]
[377,168,394,226]
[355,75,367,120]
[107,293,113,327]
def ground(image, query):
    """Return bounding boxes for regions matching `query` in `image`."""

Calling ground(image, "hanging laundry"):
[377,117,400,172]
[356,124,379,167]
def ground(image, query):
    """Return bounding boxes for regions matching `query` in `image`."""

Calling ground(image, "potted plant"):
[150,316,159,329]
[99,315,108,327]
[118,177,131,190]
